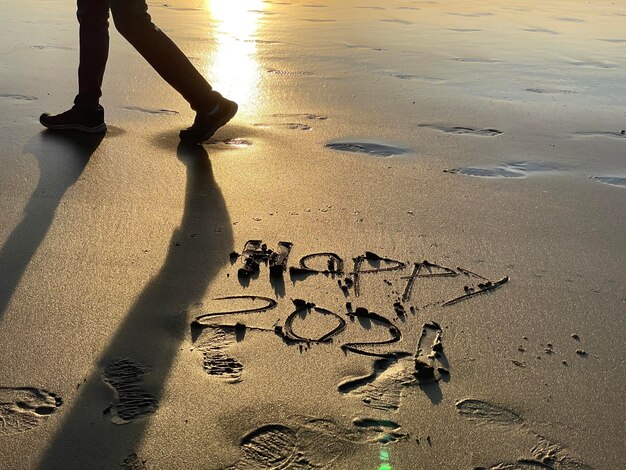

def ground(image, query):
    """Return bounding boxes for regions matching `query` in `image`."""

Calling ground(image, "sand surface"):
[0,0,624,468]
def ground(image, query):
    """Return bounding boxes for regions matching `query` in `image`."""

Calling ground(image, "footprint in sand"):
[270,113,328,120]
[301,18,335,22]
[453,57,505,63]
[385,71,445,82]
[32,45,75,51]
[379,18,413,25]
[590,176,626,188]
[266,68,313,76]
[194,326,244,383]
[552,17,584,23]
[102,359,158,424]
[575,130,626,139]
[343,43,386,52]
[444,162,559,178]
[523,28,559,35]
[325,141,407,157]
[419,124,502,136]
[0,387,63,435]
[338,357,413,412]
[448,12,494,17]
[254,122,312,131]
[456,399,591,469]
[476,460,553,469]
[526,88,578,95]
[225,416,407,469]
[568,60,616,69]
[0,93,38,101]
[121,453,148,470]
[159,5,201,11]
[123,106,179,115]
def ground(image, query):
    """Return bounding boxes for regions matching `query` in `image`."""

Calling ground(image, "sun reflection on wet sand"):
[204,0,265,112]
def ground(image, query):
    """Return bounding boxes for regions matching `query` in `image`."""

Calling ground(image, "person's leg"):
[110,0,237,142]
[74,0,111,110]
[110,0,219,111]
[40,0,109,132]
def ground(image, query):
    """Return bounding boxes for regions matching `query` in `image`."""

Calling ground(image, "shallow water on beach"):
[148,0,626,181]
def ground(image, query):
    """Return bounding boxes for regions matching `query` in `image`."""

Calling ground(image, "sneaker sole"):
[180,101,238,143]
[40,122,107,134]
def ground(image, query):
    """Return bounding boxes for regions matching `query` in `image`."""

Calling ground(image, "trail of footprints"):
[254,104,623,189]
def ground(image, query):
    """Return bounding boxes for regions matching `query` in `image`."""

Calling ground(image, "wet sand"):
[0,0,624,468]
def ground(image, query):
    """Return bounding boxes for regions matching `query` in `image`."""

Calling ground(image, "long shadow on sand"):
[0,131,103,320]
[37,142,233,469]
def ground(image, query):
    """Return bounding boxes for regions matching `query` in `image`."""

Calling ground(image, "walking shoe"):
[40,105,107,133]
[179,98,238,143]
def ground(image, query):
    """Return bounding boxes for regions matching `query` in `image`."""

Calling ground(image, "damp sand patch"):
[444,162,560,178]
[325,140,407,157]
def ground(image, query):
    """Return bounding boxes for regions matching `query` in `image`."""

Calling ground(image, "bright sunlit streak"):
[203,0,265,110]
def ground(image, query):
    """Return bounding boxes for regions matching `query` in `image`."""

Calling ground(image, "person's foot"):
[40,105,107,133]
[179,98,238,143]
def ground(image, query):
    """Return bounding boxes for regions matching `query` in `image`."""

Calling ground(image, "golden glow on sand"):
[204,0,265,109]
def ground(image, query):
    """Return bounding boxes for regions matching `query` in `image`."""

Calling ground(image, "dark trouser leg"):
[111,0,219,111]
[74,0,110,110]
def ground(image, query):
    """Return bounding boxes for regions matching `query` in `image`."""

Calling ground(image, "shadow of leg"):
[37,142,233,469]
[0,131,103,320]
